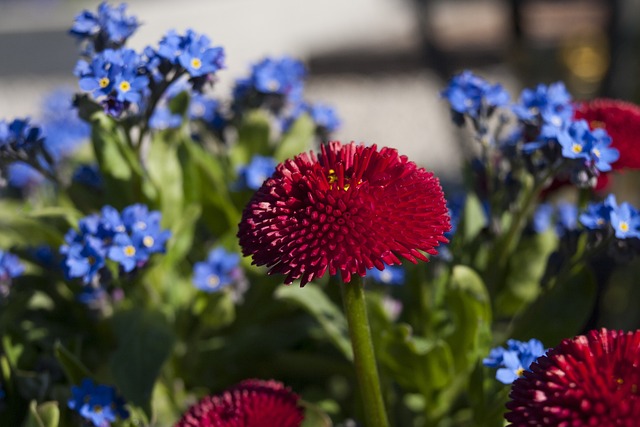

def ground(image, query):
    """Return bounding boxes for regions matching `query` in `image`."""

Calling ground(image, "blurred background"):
[2,0,640,183]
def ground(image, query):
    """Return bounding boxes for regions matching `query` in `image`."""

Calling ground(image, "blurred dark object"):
[416,0,640,102]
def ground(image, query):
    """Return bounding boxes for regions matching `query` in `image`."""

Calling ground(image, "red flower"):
[505,328,640,426]
[575,98,640,170]
[237,141,450,285]
[175,379,304,427]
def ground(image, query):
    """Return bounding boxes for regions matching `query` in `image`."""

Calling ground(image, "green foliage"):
[23,401,59,427]
[109,309,175,418]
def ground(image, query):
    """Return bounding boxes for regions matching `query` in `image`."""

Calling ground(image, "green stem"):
[340,276,389,427]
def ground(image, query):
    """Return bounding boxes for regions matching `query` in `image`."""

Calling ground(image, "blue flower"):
[107,233,143,272]
[589,128,619,172]
[61,236,106,284]
[560,120,593,161]
[484,338,545,384]
[367,265,405,286]
[0,250,24,282]
[441,70,509,118]
[579,195,615,230]
[250,57,305,96]
[149,106,182,130]
[157,29,225,78]
[306,103,341,133]
[0,118,45,154]
[68,378,129,427]
[556,203,578,236]
[7,162,43,189]
[70,2,139,48]
[72,164,103,189]
[236,155,277,191]
[512,82,573,127]
[532,203,554,233]
[608,197,640,239]
[193,247,241,292]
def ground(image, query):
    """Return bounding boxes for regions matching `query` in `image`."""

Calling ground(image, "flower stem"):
[340,276,389,427]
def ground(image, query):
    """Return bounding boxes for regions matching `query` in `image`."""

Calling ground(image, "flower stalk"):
[340,276,389,427]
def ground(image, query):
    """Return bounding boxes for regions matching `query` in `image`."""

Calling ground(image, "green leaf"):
[90,112,143,207]
[23,401,59,427]
[378,324,454,396]
[147,130,185,225]
[161,204,201,267]
[510,266,597,346]
[54,341,92,385]
[230,110,271,165]
[461,193,488,243]
[497,230,558,316]
[26,207,83,228]
[275,284,352,360]
[109,308,175,418]
[274,113,315,161]
[445,265,492,371]
[301,400,334,427]
[192,291,236,330]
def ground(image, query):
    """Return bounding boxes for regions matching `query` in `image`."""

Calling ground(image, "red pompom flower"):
[237,141,450,285]
[575,98,640,170]
[506,328,640,426]
[175,379,304,427]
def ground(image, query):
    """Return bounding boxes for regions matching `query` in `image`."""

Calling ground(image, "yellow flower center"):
[191,58,202,69]
[620,221,629,232]
[207,274,220,288]
[88,256,96,265]
[119,81,131,92]
[571,144,583,154]
[267,79,280,92]
[593,148,601,158]
[516,368,525,377]
[93,405,102,413]
[99,77,110,88]
[124,245,136,256]
[143,236,154,248]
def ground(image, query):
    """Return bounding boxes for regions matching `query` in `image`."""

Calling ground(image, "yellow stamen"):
[119,81,131,92]
[620,221,629,232]
[207,274,220,288]
[571,144,582,154]
[191,58,202,70]
[143,236,154,248]
[593,148,601,158]
[99,77,110,88]
[124,245,136,257]
[516,368,525,377]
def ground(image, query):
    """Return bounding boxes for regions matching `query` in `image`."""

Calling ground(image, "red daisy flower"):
[175,379,304,427]
[505,328,640,427]
[575,98,640,170]
[237,141,450,285]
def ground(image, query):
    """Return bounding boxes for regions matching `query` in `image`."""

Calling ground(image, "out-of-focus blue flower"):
[532,203,554,233]
[251,57,305,96]
[70,2,139,51]
[441,70,509,118]
[60,204,170,283]
[512,82,573,127]
[609,197,640,239]
[149,106,182,130]
[0,250,24,282]
[367,265,405,286]
[157,29,225,78]
[107,233,143,273]
[193,247,241,292]
[579,194,615,230]
[556,203,578,236]
[73,164,103,189]
[0,118,45,154]
[68,378,129,427]
[7,162,44,189]
[61,236,106,285]
[484,338,545,384]
[560,120,593,161]
[589,128,619,172]
[76,49,149,113]
[236,155,277,191]
[306,103,341,133]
